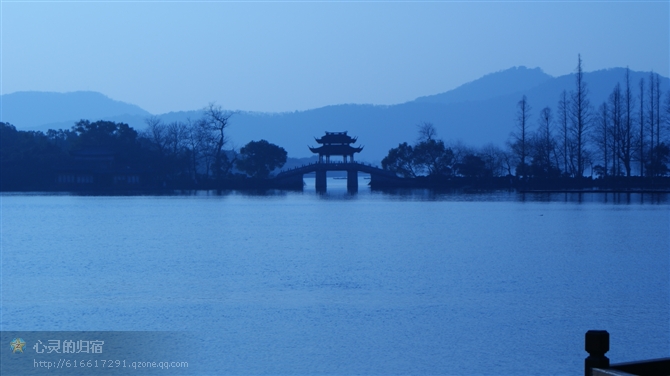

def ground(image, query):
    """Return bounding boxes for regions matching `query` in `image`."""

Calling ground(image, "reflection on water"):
[183,177,670,204]
[115,177,670,204]
[518,191,669,204]
[5,177,667,204]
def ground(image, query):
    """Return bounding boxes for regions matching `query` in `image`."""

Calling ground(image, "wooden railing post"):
[585,330,610,376]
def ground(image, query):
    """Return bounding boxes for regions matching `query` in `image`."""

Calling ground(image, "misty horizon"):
[3,65,668,116]
[2,2,667,114]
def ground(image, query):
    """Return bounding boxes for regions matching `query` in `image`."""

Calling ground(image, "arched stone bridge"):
[273,161,401,191]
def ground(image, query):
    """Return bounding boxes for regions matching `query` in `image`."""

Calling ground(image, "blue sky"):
[1,1,668,114]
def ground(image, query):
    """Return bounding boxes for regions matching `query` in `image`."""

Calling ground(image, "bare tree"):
[501,149,515,177]
[654,77,664,175]
[647,72,661,176]
[510,95,531,178]
[165,121,189,157]
[532,107,558,177]
[638,78,645,176]
[144,116,168,156]
[609,83,623,176]
[621,68,634,176]
[416,122,438,142]
[557,90,571,176]
[449,139,476,167]
[479,143,507,177]
[183,118,208,182]
[202,103,236,179]
[649,73,656,160]
[655,74,662,148]
[569,54,592,178]
[593,102,609,178]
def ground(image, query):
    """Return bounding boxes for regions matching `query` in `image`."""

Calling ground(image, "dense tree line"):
[382,122,511,182]
[382,56,670,189]
[3,57,669,192]
[1,104,287,191]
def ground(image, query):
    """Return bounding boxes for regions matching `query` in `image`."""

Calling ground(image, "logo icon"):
[10,338,26,354]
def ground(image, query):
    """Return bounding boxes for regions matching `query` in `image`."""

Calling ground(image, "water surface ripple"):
[2,185,668,375]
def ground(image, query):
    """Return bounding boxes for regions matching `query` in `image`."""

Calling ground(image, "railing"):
[277,161,379,173]
[585,330,670,376]
[274,161,394,178]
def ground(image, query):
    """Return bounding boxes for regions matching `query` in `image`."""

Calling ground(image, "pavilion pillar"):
[347,169,358,192]
[316,169,327,192]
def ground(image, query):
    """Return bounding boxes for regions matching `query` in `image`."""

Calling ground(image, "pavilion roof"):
[315,131,357,145]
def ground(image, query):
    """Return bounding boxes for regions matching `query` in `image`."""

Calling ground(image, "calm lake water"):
[2,178,669,375]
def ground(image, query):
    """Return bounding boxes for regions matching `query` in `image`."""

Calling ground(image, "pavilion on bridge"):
[273,131,401,192]
[309,131,363,163]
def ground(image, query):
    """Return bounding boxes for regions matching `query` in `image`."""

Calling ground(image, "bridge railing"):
[276,161,382,175]
[585,330,670,376]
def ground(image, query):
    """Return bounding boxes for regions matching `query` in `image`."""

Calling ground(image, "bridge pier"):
[347,169,358,192]
[315,170,327,192]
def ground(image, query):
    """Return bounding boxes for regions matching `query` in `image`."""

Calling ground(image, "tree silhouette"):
[557,90,571,176]
[382,142,417,178]
[202,103,236,179]
[638,78,645,176]
[455,154,488,178]
[609,83,623,176]
[622,68,634,177]
[530,107,560,178]
[416,122,438,142]
[71,120,138,151]
[413,138,454,176]
[593,102,609,178]
[236,140,287,179]
[570,54,592,178]
[509,95,531,179]
[1,123,68,190]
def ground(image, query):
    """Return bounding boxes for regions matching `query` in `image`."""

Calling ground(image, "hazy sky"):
[2,1,668,114]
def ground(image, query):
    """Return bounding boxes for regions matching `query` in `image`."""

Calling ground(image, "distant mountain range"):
[0,91,151,129]
[2,66,668,163]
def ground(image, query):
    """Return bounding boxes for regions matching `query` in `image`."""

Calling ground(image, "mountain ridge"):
[0,91,151,129]
[414,66,553,105]
[2,67,667,162]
